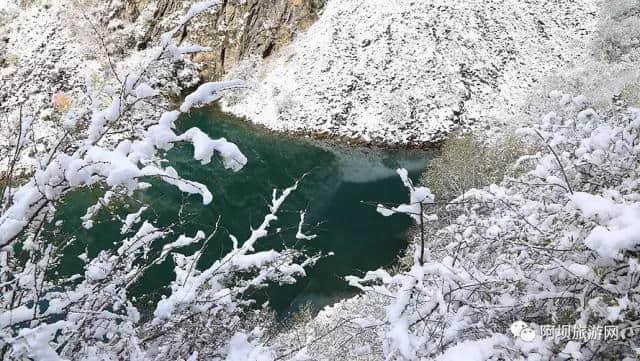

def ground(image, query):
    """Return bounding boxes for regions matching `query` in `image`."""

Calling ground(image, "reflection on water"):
[52,106,430,316]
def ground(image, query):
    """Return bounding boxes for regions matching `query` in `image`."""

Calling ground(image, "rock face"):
[121,0,325,80]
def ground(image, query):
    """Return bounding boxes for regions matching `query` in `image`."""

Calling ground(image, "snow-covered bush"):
[0,2,319,360]
[594,0,640,62]
[0,0,18,24]
[290,95,640,360]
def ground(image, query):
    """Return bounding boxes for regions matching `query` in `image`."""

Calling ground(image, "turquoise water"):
[53,107,429,315]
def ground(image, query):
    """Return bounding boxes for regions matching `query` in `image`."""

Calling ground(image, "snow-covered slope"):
[222,0,599,145]
[0,1,102,171]
[0,2,102,113]
[0,0,202,172]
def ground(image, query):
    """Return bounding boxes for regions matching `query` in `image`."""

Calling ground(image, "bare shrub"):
[420,133,531,201]
[593,0,640,62]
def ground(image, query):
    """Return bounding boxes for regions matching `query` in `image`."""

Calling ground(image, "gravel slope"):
[222,0,600,145]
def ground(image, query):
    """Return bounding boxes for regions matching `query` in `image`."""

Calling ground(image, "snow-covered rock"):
[223,0,599,145]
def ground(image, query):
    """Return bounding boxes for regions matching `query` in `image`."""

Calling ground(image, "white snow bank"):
[437,335,508,361]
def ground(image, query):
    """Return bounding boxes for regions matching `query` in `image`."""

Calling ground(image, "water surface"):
[53,107,429,315]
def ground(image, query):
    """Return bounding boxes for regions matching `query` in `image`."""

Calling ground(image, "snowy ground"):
[222,0,600,145]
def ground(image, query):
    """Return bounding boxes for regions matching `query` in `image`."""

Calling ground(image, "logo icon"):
[510,321,536,342]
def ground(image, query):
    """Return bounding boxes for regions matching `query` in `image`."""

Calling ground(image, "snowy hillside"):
[273,92,640,360]
[0,0,203,173]
[263,2,640,359]
[223,0,599,145]
[2,0,640,359]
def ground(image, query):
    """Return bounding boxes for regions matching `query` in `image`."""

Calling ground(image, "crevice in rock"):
[262,42,275,59]
[220,47,226,70]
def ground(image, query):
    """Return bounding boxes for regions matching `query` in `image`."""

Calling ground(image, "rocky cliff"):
[117,0,325,81]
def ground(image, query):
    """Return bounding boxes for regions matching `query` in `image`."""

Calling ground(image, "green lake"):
[52,107,429,316]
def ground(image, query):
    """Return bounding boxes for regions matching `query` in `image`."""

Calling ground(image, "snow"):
[12,321,68,361]
[561,341,583,360]
[180,80,245,113]
[0,0,105,161]
[81,191,115,229]
[570,192,640,258]
[153,179,309,323]
[376,168,435,222]
[85,259,112,281]
[0,218,28,248]
[118,221,165,257]
[223,0,599,145]
[134,83,159,99]
[183,0,221,24]
[437,335,508,361]
[121,207,149,234]
[3,0,640,359]
[570,192,618,219]
[225,332,274,361]
[285,89,640,359]
[160,231,206,259]
[567,263,592,278]
[295,211,317,241]
[159,110,180,128]
[151,166,214,205]
[0,1,275,360]
[376,206,395,217]
[177,128,248,171]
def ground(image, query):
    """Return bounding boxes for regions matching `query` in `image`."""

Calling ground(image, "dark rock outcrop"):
[120,0,325,80]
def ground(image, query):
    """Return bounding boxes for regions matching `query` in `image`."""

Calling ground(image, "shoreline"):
[209,103,445,152]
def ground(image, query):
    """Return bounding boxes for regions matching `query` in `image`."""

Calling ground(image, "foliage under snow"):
[2,0,640,360]
[274,97,640,360]
[0,1,320,360]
